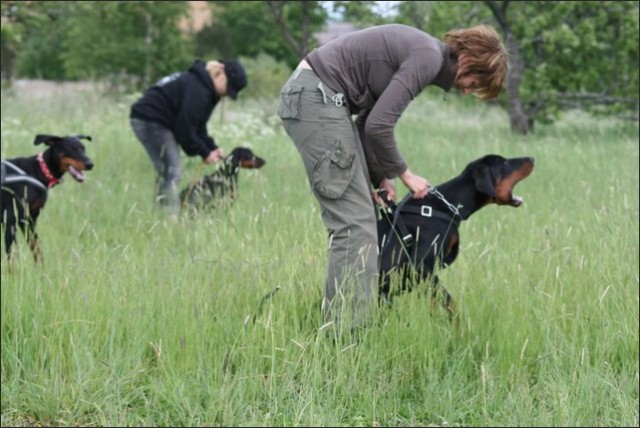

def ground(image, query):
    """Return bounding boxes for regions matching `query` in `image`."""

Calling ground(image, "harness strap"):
[398,204,462,229]
[2,159,28,176]
[2,175,49,191]
[1,159,48,192]
[392,193,415,247]
[378,193,414,267]
[378,190,462,271]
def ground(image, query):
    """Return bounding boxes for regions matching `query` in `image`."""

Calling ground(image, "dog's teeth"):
[514,195,523,203]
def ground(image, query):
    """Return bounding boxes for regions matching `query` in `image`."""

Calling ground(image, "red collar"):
[37,152,61,188]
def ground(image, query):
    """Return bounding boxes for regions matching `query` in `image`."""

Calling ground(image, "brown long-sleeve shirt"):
[306,24,455,186]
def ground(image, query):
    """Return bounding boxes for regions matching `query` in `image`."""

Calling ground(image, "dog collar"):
[37,152,61,188]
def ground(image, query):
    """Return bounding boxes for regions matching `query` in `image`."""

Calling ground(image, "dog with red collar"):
[1,134,94,264]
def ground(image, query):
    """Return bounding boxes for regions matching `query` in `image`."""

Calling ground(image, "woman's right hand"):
[400,168,429,199]
[204,148,225,164]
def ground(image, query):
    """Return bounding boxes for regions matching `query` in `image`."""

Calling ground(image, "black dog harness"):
[1,159,49,192]
[379,185,462,254]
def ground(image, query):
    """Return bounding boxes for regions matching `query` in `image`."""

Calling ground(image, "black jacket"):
[130,60,219,159]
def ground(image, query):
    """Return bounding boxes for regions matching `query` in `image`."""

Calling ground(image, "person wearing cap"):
[130,59,247,217]
[277,24,507,332]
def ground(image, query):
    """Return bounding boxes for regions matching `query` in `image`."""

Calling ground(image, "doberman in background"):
[180,146,265,214]
[378,154,534,321]
[1,134,94,263]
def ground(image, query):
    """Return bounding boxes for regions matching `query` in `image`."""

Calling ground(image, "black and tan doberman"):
[1,134,94,263]
[180,146,265,214]
[378,154,534,321]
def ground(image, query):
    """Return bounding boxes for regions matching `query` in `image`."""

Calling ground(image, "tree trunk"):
[485,0,533,135]
[267,1,311,60]
[1,44,16,82]
[143,8,154,89]
[505,31,532,134]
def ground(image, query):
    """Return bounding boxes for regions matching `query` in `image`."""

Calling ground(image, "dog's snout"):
[85,159,94,170]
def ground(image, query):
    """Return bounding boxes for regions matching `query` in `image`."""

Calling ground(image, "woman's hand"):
[373,178,397,207]
[204,148,225,164]
[399,168,429,199]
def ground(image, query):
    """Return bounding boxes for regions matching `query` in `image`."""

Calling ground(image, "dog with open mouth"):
[377,154,535,322]
[1,134,94,264]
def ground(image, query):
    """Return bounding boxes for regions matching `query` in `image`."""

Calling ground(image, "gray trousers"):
[277,69,378,329]
[130,118,181,215]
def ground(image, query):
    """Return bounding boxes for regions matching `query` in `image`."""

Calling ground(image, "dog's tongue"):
[68,166,86,182]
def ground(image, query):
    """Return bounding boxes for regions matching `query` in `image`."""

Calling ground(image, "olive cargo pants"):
[277,68,378,330]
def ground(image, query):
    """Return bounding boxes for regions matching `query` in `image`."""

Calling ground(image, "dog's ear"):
[75,135,92,142]
[472,166,496,196]
[33,135,62,146]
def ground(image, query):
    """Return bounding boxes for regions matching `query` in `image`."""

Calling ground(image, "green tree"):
[2,1,192,90]
[332,0,394,26]
[198,1,327,69]
[395,1,639,134]
[2,1,74,81]
[486,1,639,133]
[62,1,192,89]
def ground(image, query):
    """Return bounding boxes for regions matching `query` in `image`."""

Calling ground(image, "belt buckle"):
[421,205,432,217]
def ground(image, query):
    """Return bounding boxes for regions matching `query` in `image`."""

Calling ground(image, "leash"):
[427,184,462,218]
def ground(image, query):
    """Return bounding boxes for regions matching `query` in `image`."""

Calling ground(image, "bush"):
[238,52,292,100]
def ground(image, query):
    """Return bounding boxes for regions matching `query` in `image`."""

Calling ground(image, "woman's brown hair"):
[443,24,508,100]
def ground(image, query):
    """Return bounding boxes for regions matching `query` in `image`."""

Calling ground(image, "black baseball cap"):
[221,60,247,100]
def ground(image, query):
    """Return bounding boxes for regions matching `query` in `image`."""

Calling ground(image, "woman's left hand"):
[373,178,396,207]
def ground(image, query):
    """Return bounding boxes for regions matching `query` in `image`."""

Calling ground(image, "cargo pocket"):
[277,85,304,120]
[312,141,356,199]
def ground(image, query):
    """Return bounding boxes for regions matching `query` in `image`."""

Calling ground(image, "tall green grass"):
[1,83,638,426]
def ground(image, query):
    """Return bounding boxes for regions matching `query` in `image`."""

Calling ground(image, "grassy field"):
[1,82,638,427]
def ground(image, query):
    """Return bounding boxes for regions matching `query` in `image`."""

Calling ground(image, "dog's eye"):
[69,145,84,156]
